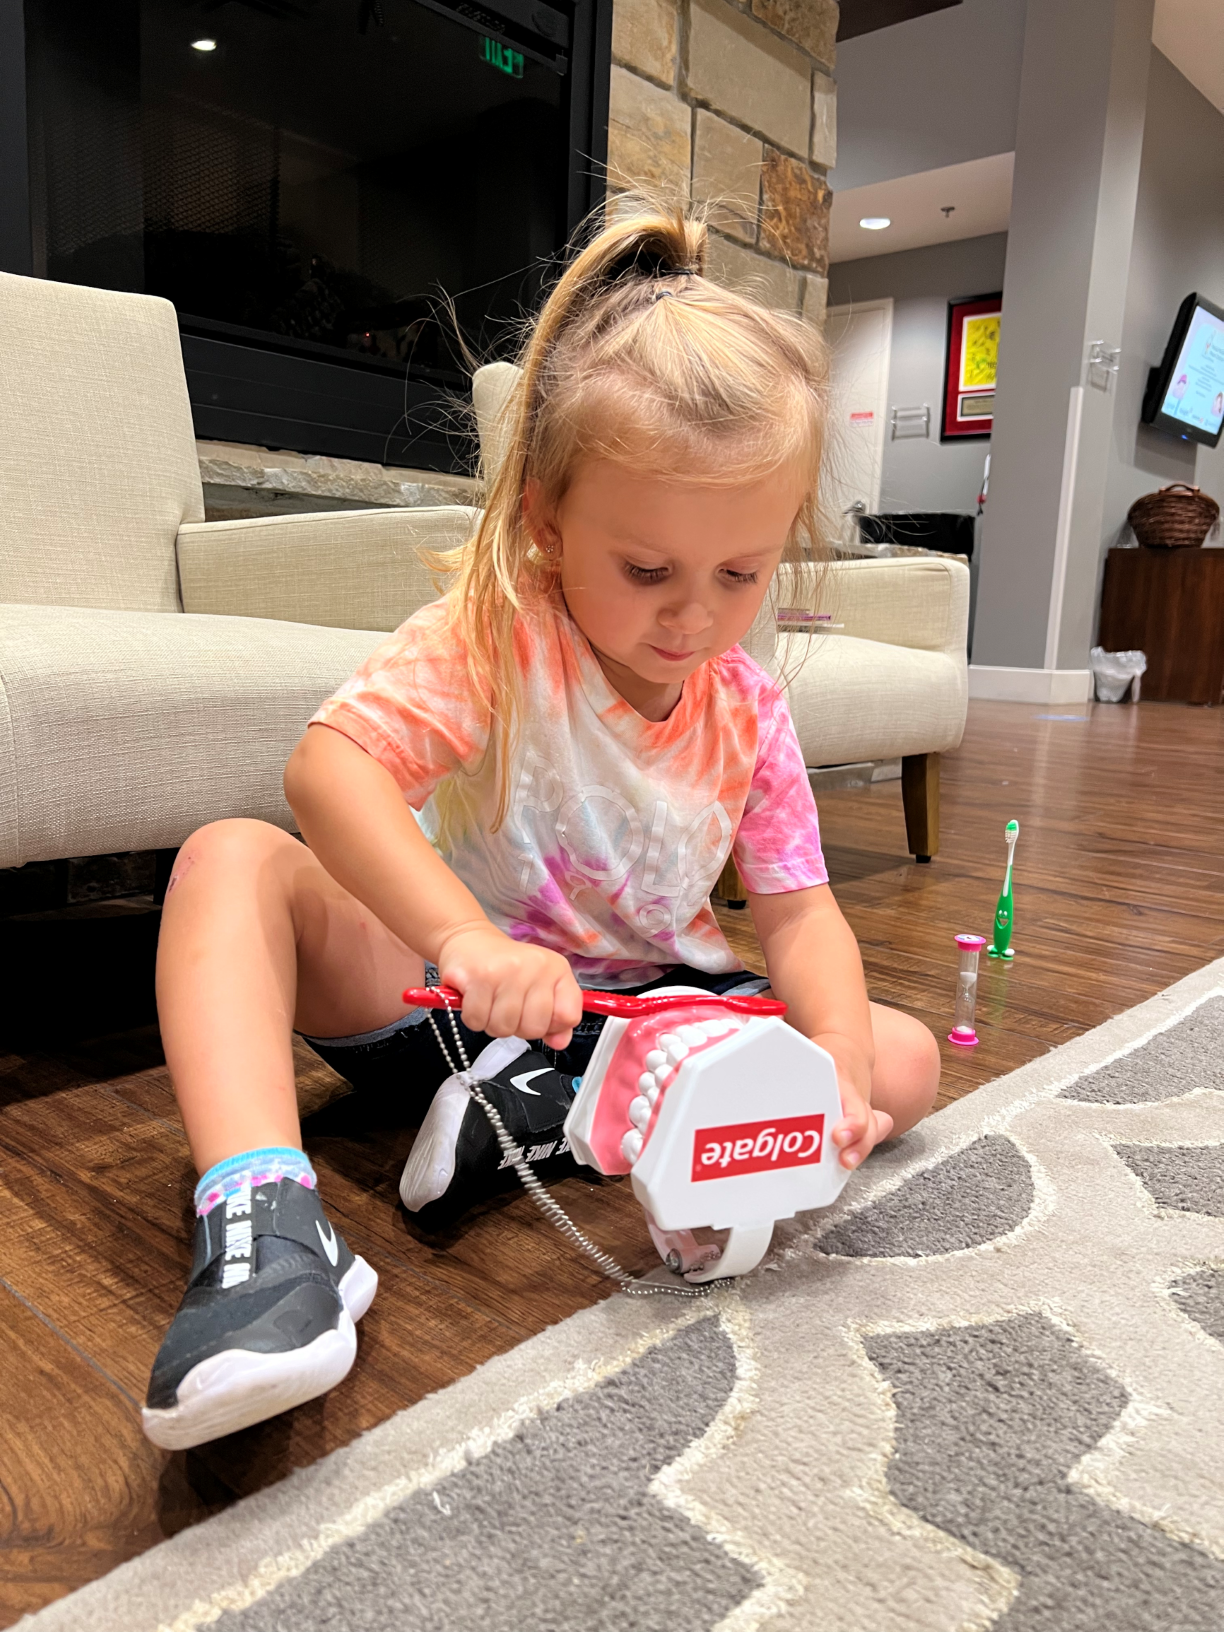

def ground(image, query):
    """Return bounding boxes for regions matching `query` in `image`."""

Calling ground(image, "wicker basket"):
[1127,483,1220,549]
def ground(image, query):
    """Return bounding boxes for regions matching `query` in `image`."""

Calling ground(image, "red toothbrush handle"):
[403,985,464,1010]
[574,990,787,1018]
[402,984,786,1018]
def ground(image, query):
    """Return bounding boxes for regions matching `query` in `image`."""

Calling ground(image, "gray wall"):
[829,233,1008,513]
[1103,47,1224,552]
[830,0,1027,191]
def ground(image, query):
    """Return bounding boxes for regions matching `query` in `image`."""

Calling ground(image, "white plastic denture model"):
[564,986,849,1281]
[401,982,851,1285]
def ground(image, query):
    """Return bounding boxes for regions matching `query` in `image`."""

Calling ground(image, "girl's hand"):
[812,1032,893,1171]
[436,924,584,1049]
[831,1079,894,1170]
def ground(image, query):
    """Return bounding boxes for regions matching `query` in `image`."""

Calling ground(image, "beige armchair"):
[0,271,473,871]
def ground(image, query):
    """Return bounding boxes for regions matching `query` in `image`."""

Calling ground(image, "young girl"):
[141,208,941,1450]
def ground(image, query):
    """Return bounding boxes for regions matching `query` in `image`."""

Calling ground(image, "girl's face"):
[526,457,806,720]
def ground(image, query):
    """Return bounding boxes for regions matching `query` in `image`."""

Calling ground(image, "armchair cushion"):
[177,506,477,632]
[0,604,386,868]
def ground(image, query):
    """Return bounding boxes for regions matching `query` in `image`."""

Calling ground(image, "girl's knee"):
[908,1020,942,1111]
[900,1022,941,1130]
[167,820,298,895]
[871,1007,941,1135]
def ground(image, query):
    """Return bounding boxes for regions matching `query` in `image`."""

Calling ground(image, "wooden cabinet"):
[1098,548,1224,704]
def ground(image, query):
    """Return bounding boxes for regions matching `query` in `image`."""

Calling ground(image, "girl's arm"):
[284,724,582,1046]
[748,882,892,1168]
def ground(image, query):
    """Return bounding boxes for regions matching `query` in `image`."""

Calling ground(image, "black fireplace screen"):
[20,0,606,466]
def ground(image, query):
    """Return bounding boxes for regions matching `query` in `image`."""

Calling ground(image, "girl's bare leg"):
[156,818,425,1174]
[867,999,941,1138]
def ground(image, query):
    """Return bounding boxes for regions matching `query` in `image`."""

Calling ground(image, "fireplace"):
[0,0,610,472]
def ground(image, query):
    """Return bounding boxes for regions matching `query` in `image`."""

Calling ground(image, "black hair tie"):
[603,246,700,285]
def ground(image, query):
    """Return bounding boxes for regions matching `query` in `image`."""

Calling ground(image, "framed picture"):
[942,293,1002,440]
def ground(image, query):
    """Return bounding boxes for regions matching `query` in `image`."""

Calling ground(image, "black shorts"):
[302,964,769,1124]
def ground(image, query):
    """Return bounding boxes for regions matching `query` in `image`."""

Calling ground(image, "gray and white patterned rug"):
[26,960,1224,1632]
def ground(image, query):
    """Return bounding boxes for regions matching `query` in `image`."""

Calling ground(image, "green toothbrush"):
[988,819,1019,960]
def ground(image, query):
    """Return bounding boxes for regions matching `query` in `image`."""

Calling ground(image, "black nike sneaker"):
[142,1177,377,1450]
[399,1035,581,1228]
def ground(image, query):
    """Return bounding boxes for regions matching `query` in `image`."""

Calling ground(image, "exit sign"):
[480,36,523,76]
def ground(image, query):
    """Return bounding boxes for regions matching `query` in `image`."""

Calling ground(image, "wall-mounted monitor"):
[1141,292,1224,449]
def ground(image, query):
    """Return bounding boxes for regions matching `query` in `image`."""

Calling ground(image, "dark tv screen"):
[1141,291,1224,449]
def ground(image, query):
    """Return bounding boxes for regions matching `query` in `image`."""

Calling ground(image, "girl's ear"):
[522,478,562,558]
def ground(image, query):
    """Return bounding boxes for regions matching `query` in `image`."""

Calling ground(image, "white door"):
[824,298,893,522]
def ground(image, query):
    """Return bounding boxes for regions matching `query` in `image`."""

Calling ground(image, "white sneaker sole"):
[399,1035,530,1212]
[141,1257,377,1451]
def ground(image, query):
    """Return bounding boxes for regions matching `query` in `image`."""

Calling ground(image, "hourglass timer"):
[949,933,988,1047]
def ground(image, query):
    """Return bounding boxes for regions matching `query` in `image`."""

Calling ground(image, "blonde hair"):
[438,202,830,829]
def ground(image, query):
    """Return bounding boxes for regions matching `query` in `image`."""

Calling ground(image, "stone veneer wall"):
[608,0,836,326]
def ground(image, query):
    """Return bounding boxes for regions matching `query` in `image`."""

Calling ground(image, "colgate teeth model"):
[404,984,851,1287]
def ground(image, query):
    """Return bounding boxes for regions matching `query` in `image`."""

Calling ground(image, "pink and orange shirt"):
[312,596,827,988]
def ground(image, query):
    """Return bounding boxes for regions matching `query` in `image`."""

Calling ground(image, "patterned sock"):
[195,1146,317,1217]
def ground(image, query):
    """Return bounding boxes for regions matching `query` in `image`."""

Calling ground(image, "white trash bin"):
[1090,647,1147,702]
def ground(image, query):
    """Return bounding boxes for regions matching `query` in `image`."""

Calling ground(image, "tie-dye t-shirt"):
[311,596,827,988]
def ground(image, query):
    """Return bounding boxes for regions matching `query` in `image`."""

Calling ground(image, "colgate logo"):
[692,1115,824,1180]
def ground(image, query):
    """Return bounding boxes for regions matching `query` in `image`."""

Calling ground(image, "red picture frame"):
[941,293,1002,441]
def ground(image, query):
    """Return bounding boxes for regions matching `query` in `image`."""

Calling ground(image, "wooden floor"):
[1,698,1221,1621]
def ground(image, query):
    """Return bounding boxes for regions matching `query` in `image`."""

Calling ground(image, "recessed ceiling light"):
[191,37,217,51]
[859,217,891,230]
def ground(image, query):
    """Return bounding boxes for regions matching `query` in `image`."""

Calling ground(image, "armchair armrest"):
[816,556,969,658]
[748,555,969,673]
[177,506,477,632]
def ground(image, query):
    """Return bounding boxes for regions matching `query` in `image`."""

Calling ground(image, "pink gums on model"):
[585,1004,748,1174]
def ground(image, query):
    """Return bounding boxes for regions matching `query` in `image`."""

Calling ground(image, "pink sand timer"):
[949,933,987,1047]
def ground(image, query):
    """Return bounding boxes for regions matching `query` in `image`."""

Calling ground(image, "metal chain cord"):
[425,1008,723,1299]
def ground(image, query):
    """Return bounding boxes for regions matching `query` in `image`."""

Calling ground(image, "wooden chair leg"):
[714,854,748,909]
[901,753,940,863]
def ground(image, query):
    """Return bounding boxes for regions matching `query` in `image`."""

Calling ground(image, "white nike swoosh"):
[509,1068,551,1095]
[315,1218,339,1266]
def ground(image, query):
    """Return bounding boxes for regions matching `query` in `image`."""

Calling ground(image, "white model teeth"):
[628,1096,651,1130]
[644,1049,667,1072]
[661,1034,689,1067]
[638,1068,665,1103]
[679,1024,704,1045]
[621,1129,643,1163]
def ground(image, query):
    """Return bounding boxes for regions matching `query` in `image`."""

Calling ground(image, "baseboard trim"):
[968,665,1093,704]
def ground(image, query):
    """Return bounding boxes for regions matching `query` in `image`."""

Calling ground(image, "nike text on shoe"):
[142,1178,378,1450]
[400,1035,580,1228]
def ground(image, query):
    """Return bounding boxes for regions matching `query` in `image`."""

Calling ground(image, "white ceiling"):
[828,152,1014,264]
[1153,0,1224,115]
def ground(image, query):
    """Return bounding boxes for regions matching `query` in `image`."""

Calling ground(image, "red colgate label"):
[692,1115,824,1180]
